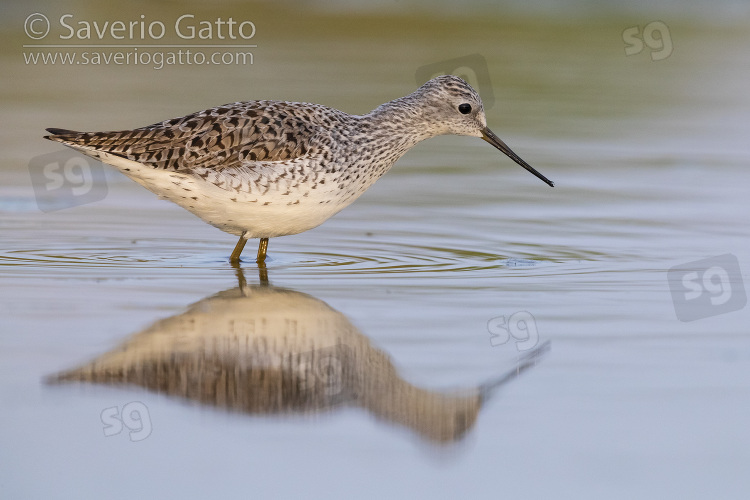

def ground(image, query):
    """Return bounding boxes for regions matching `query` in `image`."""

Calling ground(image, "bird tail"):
[44,127,89,146]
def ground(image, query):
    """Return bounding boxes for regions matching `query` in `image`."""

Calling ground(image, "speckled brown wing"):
[45,100,325,173]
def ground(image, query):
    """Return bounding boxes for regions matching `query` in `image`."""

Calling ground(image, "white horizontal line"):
[23,44,258,48]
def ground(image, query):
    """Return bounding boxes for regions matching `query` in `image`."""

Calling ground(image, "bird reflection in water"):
[49,266,549,444]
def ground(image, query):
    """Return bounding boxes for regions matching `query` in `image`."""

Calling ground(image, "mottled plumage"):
[45,75,553,263]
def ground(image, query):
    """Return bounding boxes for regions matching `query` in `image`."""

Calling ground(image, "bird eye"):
[458,103,472,114]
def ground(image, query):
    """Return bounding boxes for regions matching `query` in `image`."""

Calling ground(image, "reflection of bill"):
[48,270,548,443]
[415,54,495,109]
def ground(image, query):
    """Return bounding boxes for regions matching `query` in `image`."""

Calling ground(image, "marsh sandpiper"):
[45,76,554,264]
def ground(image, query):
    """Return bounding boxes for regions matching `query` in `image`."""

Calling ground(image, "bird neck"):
[358,94,444,151]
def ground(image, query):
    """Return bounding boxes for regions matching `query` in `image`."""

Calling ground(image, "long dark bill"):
[481,127,554,187]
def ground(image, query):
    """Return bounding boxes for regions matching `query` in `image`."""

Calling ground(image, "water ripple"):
[0,236,598,280]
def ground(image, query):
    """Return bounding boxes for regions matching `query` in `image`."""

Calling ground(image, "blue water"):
[2,3,750,499]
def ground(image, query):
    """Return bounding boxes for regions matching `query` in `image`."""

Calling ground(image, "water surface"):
[2,3,750,499]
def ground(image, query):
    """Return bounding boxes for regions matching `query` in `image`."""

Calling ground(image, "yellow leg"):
[256,237,269,263]
[230,232,248,264]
